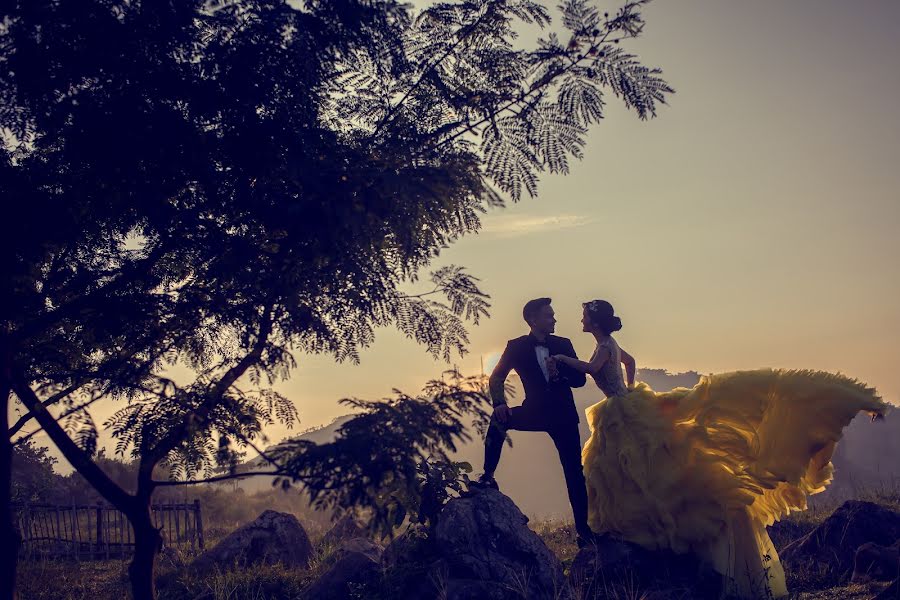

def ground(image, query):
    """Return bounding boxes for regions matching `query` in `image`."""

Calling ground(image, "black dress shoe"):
[575,529,601,549]
[468,474,500,491]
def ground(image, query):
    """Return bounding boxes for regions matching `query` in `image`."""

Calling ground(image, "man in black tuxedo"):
[472,297,594,546]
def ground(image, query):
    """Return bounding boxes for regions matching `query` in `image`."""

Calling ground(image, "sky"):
[19,0,900,466]
[276,0,900,436]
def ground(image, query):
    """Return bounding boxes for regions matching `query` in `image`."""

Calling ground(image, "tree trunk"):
[0,436,19,600]
[127,502,162,600]
[1,349,19,600]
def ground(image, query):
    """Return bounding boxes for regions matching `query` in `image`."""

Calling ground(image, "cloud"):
[480,214,593,238]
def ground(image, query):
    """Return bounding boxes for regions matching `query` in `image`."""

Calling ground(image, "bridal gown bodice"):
[589,336,628,398]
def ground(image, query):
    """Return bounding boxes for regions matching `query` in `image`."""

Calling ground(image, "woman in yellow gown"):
[552,299,890,600]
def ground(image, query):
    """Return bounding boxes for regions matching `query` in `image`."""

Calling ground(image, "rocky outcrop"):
[781,500,900,579]
[376,489,723,599]
[320,514,366,549]
[383,523,441,574]
[875,578,900,600]
[301,538,383,600]
[433,487,569,599]
[567,534,720,599]
[852,540,900,583]
[190,510,312,573]
[379,525,441,598]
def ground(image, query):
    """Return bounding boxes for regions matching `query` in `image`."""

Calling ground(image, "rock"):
[875,578,899,600]
[382,524,433,569]
[190,510,312,573]
[444,578,513,600]
[320,514,366,549]
[568,534,646,583]
[301,538,383,600]
[567,535,720,599]
[767,518,808,550]
[380,526,441,598]
[433,487,569,599]
[780,500,900,579]
[852,540,900,583]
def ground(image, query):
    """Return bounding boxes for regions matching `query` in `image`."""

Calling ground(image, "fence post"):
[72,503,80,561]
[55,506,62,559]
[95,501,103,558]
[194,499,204,550]
[20,503,31,560]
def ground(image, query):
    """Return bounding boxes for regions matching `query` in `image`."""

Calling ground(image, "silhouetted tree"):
[8,441,58,506]
[1,1,671,598]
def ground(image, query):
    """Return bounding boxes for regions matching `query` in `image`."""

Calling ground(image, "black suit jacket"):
[491,333,587,425]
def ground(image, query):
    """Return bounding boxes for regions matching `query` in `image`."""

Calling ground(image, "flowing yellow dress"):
[581,339,890,600]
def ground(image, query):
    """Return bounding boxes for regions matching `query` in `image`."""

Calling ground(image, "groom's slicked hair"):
[523,297,552,325]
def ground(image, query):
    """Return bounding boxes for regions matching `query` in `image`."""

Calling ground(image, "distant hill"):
[241,369,900,517]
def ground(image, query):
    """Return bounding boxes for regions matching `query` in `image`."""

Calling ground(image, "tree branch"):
[152,470,283,487]
[422,33,629,156]
[371,4,493,141]
[10,378,134,510]
[140,310,275,481]
[11,392,106,446]
[7,379,89,438]
[10,242,169,345]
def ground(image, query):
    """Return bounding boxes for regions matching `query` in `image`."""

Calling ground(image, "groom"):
[472,297,594,546]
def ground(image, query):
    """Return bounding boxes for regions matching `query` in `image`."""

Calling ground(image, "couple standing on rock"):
[470,297,889,599]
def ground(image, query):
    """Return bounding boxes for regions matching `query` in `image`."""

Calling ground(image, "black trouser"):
[483,406,591,537]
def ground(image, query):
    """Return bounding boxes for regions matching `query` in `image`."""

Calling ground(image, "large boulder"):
[443,578,515,600]
[301,538,383,600]
[190,510,312,573]
[320,514,366,549]
[433,487,568,599]
[852,540,900,583]
[567,535,720,599]
[380,525,443,599]
[875,578,899,600]
[781,500,900,580]
[382,524,432,569]
[568,534,646,583]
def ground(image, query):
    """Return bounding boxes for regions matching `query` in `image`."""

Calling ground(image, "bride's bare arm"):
[620,348,636,387]
[553,347,610,375]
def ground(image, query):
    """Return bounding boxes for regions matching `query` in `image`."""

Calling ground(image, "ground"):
[14,487,900,600]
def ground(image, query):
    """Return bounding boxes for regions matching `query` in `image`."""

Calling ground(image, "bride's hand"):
[551,354,568,364]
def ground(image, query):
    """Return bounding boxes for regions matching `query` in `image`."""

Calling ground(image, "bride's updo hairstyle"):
[583,299,622,335]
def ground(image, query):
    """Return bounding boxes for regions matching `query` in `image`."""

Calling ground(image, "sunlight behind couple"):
[482,351,504,376]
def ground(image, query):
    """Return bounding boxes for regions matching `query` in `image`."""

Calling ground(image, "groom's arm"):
[489,342,514,407]
[557,339,587,388]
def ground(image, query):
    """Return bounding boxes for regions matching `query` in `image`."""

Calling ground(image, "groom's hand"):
[546,357,560,380]
[493,404,511,424]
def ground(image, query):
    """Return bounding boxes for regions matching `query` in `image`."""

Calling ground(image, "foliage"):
[2,0,496,485]
[2,1,670,596]
[3,0,671,487]
[412,458,474,529]
[10,440,58,505]
[268,370,491,537]
[10,449,335,538]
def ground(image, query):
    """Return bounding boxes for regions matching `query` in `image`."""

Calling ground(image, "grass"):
[16,526,344,600]
[16,559,130,600]
[157,562,311,600]
[14,485,900,600]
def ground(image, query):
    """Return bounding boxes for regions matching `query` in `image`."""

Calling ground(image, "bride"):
[551,299,890,599]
